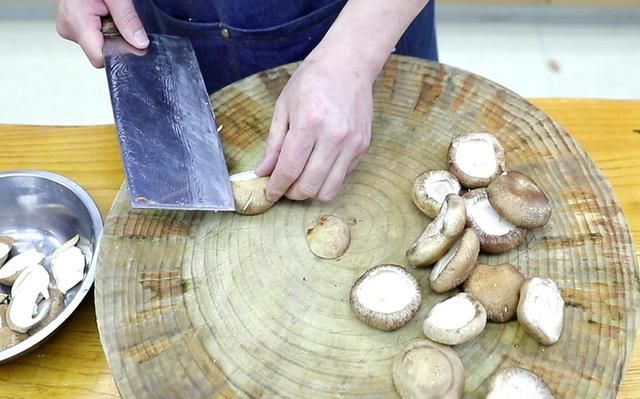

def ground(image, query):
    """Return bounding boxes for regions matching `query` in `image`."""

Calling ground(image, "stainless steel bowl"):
[0,170,103,363]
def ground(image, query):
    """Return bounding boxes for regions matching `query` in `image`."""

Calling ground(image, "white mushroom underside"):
[522,282,564,342]
[468,198,515,236]
[431,239,462,279]
[0,243,10,258]
[427,295,476,329]
[424,179,458,204]
[488,373,550,399]
[229,171,259,182]
[355,270,417,314]
[455,139,497,178]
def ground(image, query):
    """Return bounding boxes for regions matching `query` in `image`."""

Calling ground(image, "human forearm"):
[308,0,430,82]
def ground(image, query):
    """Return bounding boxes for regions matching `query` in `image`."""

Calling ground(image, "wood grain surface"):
[93,56,639,398]
[0,62,637,399]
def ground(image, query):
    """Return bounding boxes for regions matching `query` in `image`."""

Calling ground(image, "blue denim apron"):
[133,0,438,94]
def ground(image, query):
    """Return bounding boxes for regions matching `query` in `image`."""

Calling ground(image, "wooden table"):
[0,98,637,398]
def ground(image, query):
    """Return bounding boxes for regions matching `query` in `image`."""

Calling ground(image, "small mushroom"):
[486,367,555,399]
[0,248,45,286]
[229,171,274,215]
[430,228,480,293]
[51,235,85,294]
[406,194,466,267]
[486,171,552,229]
[0,304,28,350]
[463,189,526,254]
[7,264,51,333]
[306,214,350,259]
[463,263,526,322]
[411,170,461,218]
[517,277,564,345]
[350,264,422,331]
[422,292,487,346]
[447,132,506,189]
[392,339,465,399]
[0,236,14,265]
[31,288,65,334]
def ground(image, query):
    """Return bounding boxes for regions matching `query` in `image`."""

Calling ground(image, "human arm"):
[256,0,430,202]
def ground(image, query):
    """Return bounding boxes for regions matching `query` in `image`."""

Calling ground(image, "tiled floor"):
[1,3,639,125]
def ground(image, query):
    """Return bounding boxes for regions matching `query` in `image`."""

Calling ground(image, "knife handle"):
[101,15,121,38]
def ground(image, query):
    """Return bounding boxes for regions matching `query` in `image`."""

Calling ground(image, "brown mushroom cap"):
[350,264,422,331]
[486,171,552,228]
[447,132,506,189]
[463,189,526,254]
[423,292,487,346]
[31,288,66,334]
[0,304,28,350]
[517,277,565,346]
[486,367,555,399]
[430,228,480,293]
[406,194,467,267]
[412,170,462,218]
[306,214,351,259]
[392,339,465,399]
[229,171,274,215]
[463,263,526,322]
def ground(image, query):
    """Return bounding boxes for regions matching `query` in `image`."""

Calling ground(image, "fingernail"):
[133,29,149,47]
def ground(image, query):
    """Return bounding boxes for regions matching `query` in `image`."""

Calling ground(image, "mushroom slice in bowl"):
[486,171,552,229]
[392,339,465,399]
[406,193,466,267]
[486,367,555,399]
[411,170,461,218]
[7,264,51,333]
[0,248,45,286]
[463,188,526,254]
[51,235,86,294]
[0,236,13,265]
[423,292,487,345]
[430,228,480,293]
[350,264,422,331]
[447,132,505,189]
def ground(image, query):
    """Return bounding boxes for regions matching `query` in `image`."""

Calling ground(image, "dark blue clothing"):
[133,0,438,94]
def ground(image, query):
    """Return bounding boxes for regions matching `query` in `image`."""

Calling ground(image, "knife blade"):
[101,16,235,211]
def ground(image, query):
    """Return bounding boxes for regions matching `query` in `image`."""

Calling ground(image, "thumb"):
[105,0,149,49]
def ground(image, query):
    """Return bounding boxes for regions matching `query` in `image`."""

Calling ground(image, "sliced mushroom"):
[0,248,45,286]
[31,288,65,334]
[517,277,564,345]
[0,236,13,265]
[423,292,487,345]
[229,171,274,215]
[350,264,422,331]
[486,367,555,399]
[7,264,51,333]
[0,304,28,350]
[51,235,85,294]
[486,171,552,228]
[306,214,351,259]
[463,263,526,322]
[406,194,466,267]
[12,263,50,297]
[463,189,526,254]
[412,170,461,218]
[430,228,480,293]
[392,339,465,399]
[447,132,505,189]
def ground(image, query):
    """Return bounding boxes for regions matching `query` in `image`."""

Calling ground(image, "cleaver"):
[101,16,235,211]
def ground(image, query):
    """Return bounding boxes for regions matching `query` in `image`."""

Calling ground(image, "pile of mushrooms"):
[345,132,564,398]
[0,234,86,351]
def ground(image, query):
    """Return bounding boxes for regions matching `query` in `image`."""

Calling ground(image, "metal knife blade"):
[101,17,235,211]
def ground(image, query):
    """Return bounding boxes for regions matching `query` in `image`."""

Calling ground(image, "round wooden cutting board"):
[94,56,639,398]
